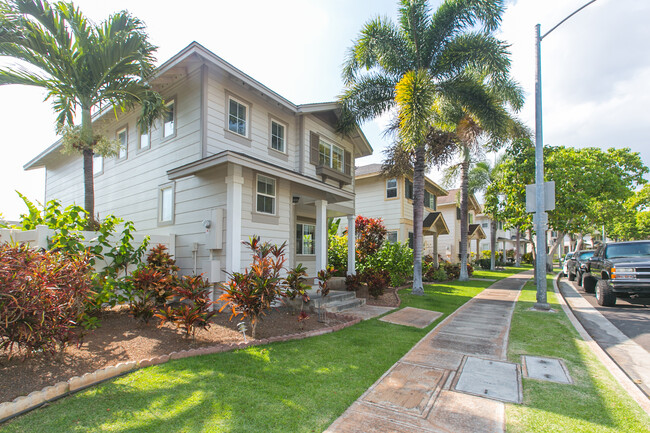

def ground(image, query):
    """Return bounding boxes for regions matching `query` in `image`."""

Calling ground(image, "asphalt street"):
[565,280,650,352]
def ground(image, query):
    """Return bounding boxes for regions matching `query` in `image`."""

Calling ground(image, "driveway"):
[568,280,650,351]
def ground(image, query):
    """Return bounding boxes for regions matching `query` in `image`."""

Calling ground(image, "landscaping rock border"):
[0,312,361,424]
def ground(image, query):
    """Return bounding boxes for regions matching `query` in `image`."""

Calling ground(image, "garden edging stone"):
[0,312,361,424]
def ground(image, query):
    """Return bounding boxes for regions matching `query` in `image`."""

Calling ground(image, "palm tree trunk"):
[81,107,96,228]
[459,146,470,281]
[490,220,497,270]
[411,143,425,295]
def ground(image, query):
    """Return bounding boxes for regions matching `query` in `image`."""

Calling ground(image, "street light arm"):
[541,0,598,40]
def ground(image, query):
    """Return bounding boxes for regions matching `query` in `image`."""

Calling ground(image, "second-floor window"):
[405,179,413,200]
[117,127,127,159]
[256,174,276,214]
[229,97,248,136]
[386,179,397,198]
[139,122,150,150]
[159,184,174,223]
[163,100,175,138]
[93,154,103,175]
[424,190,436,209]
[319,139,344,172]
[271,120,285,152]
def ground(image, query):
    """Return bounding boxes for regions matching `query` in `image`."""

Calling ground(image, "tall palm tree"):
[340,0,513,294]
[0,0,164,226]
[435,72,525,280]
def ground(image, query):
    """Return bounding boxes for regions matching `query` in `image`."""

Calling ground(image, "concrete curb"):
[0,313,361,424]
[553,273,650,415]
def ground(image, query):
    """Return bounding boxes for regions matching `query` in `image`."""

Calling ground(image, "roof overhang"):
[468,224,487,240]
[167,150,354,203]
[423,212,449,236]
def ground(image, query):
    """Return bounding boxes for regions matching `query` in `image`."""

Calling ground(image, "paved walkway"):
[325,271,532,433]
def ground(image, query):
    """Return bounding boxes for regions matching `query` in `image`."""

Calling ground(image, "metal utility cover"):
[522,356,572,384]
[454,356,522,403]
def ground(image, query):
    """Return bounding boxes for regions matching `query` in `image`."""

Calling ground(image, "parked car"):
[584,240,650,306]
[561,252,575,277]
[567,249,595,286]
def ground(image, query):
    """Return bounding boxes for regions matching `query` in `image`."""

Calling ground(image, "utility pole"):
[534,0,598,310]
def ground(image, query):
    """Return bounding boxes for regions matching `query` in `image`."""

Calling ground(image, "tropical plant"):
[362,268,391,298]
[155,275,215,339]
[284,263,311,314]
[340,0,514,294]
[316,265,336,298]
[355,215,387,262]
[360,241,413,287]
[0,243,92,357]
[0,0,165,227]
[327,234,348,276]
[219,236,287,338]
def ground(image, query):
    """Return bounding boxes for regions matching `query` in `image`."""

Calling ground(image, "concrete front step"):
[305,289,366,314]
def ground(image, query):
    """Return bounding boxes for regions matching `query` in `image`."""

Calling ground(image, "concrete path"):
[558,278,650,400]
[325,271,532,433]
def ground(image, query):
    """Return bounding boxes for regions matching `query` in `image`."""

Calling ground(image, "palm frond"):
[398,0,431,67]
[395,69,437,151]
[338,73,397,133]
[433,32,511,78]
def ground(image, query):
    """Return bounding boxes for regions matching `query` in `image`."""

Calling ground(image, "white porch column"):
[225,165,244,275]
[347,214,356,275]
[315,199,328,273]
[433,234,439,267]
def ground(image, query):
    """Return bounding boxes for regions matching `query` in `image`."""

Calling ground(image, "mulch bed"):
[0,306,346,403]
[356,285,404,307]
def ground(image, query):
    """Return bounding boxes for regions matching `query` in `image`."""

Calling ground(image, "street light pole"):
[534,0,598,310]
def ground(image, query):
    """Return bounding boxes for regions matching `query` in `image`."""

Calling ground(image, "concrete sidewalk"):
[325,271,532,433]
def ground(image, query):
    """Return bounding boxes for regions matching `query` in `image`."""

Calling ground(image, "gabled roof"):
[423,212,449,235]
[468,224,487,240]
[437,188,481,213]
[25,41,372,170]
[354,164,448,196]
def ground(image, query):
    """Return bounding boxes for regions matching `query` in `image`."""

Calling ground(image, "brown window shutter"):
[310,132,320,165]
[344,150,352,175]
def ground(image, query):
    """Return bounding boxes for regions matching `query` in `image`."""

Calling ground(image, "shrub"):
[355,216,387,263]
[363,268,390,298]
[155,275,215,339]
[362,241,413,287]
[327,234,348,276]
[127,245,179,323]
[219,236,286,338]
[477,258,491,270]
[424,265,447,282]
[317,265,336,298]
[522,252,533,264]
[442,262,474,280]
[345,273,363,291]
[0,243,92,357]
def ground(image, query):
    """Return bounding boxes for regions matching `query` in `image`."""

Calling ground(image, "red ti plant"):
[284,263,311,311]
[355,216,387,263]
[297,310,310,330]
[219,236,286,338]
[317,265,336,298]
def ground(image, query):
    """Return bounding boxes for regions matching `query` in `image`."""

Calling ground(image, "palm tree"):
[340,0,513,294]
[0,0,164,227]
[435,72,525,280]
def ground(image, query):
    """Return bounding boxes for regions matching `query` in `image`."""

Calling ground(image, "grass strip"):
[1,267,524,433]
[506,274,650,433]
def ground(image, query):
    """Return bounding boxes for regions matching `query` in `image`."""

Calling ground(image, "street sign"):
[526,181,555,213]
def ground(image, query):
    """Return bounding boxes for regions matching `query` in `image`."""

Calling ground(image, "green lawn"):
[506,275,650,433]
[1,267,523,433]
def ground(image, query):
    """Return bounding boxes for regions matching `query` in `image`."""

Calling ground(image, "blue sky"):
[1,0,648,219]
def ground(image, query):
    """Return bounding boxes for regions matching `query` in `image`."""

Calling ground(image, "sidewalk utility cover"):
[522,356,572,384]
[454,356,522,403]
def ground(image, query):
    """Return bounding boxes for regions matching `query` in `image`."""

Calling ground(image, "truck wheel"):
[596,280,616,306]
[577,272,583,286]
[568,271,575,281]
[583,276,596,293]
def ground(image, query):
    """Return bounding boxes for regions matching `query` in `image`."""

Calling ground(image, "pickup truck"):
[584,240,650,306]
[567,249,595,286]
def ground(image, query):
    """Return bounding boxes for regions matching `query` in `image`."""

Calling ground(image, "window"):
[139,123,150,150]
[405,179,413,200]
[408,232,414,249]
[256,175,276,214]
[387,231,398,243]
[469,213,474,224]
[456,207,461,220]
[424,190,436,209]
[228,98,248,136]
[159,185,174,223]
[163,100,175,138]
[117,127,127,159]
[482,222,489,228]
[93,154,103,175]
[270,120,285,153]
[296,223,315,255]
[386,179,397,198]
[319,139,345,172]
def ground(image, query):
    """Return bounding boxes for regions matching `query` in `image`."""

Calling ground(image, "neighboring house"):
[353,164,450,265]
[436,189,486,263]
[24,42,372,281]
[475,213,523,259]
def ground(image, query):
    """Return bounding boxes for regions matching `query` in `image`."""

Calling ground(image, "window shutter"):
[310,132,320,165]
[344,150,352,175]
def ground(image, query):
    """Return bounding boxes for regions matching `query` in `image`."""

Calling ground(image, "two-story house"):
[24,42,372,281]
[353,164,449,266]
[436,188,486,263]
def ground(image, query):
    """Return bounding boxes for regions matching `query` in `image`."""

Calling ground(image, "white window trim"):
[116,126,128,160]
[138,120,150,152]
[256,174,276,216]
[158,182,175,225]
[297,223,316,256]
[319,138,345,173]
[386,178,398,199]
[162,99,176,140]
[228,96,249,138]
[269,118,287,154]
[93,154,103,176]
